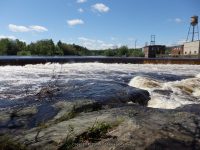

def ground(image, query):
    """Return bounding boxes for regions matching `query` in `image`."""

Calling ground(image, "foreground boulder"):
[0,101,200,150]
[0,80,150,110]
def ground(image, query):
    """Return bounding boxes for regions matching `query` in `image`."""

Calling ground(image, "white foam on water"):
[1,63,200,109]
[196,73,200,78]
[128,76,163,90]
[129,74,200,109]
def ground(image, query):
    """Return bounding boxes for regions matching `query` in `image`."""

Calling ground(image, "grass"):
[58,122,112,150]
[58,125,75,150]
[58,119,122,150]
[55,110,77,124]
[74,121,112,143]
[58,138,75,150]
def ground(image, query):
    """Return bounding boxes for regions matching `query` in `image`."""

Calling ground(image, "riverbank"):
[0,56,200,65]
[1,99,200,150]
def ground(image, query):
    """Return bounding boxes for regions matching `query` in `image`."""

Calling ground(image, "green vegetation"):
[0,38,144,57]
[55,110,77,123]
[75,121,112,143]
[59,119,124,150]
[58,125,75,150]
[90,45,144,57]
[58,122,112,150]
[0,39,26,55]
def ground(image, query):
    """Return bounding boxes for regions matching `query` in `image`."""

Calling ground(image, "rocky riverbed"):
[0,63,200,149]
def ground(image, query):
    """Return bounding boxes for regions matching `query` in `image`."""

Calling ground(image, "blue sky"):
[0,0,200,49]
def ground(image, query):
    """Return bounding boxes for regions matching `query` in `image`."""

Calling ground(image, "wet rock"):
[71,105,200,150]
[0,103,198,150]
[0,80,150,110]
[177,104,200,115]
[55,80,150,106]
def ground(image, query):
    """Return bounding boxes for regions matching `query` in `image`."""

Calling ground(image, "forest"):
[0,38,144,57]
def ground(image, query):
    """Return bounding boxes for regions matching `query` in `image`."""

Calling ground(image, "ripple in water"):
[0,63,200,109]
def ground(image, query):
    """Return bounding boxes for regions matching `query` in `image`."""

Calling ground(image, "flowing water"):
[0,63,200,109]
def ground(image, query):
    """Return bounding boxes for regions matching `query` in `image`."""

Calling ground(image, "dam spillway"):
[0,56,200,65]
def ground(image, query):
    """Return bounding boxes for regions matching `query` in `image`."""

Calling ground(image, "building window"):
[194,51,197,54]
[185,52,187,54]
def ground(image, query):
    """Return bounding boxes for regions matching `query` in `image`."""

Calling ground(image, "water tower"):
[186,16,199,42]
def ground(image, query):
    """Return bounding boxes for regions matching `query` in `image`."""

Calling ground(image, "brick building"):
[170,45,184,57]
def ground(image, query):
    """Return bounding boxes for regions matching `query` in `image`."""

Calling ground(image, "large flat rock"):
[1,103,199,150]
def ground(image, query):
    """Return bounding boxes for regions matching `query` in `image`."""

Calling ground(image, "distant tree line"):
[90,46,144,57]
[0,38,144,57]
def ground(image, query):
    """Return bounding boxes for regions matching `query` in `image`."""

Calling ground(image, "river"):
[0,63,200,110]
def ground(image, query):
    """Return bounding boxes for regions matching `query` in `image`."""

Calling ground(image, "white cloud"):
[92,3,110,13]
[77,0,87,3]
[175,18,182,23]
[8,24,30,32]
[0,35,16,40]
[78,37,115,50]
[29,25,48,32]
[78,8,84,13]
[168,18,183,24]
[78,37,94,42]
[67,19,84,26]
[8,24,48,33]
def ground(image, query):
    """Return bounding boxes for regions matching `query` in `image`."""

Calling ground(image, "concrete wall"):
[1,57,200,65]
[184,41,200,55]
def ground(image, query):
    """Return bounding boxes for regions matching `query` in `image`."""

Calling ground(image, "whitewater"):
[0,63,200,109]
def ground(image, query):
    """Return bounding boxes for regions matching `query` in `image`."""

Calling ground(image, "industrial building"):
[170,45,184,57]
[143,35,166,58]
[169,16,200,58]
[183,16,200,57]
[169,41,200,57]
[183,40,200,56]
[144,45,166,58]
[143,16,200,58]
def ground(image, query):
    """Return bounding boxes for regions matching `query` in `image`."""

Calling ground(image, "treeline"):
[90,46,144,57]
[0,39,89,56]
[0,38,144,57]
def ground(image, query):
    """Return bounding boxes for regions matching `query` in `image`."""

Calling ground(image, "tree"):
[17,51,31,56]
[117,46,129,56]
[128,48,144,57]
[0,39,22,55]
[104,49,116,56]
[0,39,10,55]
[15,40,28,55]
[28,39,56,55]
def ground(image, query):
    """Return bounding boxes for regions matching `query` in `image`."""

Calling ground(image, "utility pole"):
[135,40,137,49]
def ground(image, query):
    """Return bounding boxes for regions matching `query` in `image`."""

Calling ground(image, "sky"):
[0,0,200,50]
